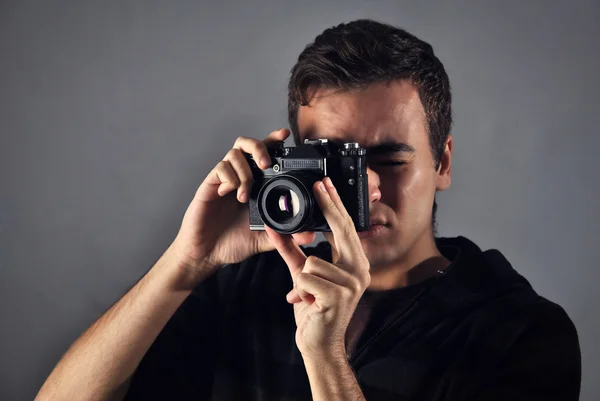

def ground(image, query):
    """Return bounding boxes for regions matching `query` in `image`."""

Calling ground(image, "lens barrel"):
[257,173,320,234]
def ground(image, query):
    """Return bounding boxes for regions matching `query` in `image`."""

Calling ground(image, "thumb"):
[291,231,317,245]
[255,230,276,253]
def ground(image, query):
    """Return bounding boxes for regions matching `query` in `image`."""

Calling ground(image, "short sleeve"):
[123,267,226,401]
[469,301,581,401]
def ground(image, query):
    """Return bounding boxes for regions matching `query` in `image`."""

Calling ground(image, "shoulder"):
[452,262,581,399]
[436,236,580,357]
[441,236,578,341]
[514,295,579,353]
[472,295,582,400]
[462,276,581,377]
[468,270,579,344]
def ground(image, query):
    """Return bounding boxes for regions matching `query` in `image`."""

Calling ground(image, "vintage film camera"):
[246,138,370,234]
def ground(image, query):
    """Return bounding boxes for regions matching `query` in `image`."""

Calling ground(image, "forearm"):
[35,243,213,401]
[304,356,366,401]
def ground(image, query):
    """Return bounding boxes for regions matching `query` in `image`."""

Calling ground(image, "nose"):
[366,167,381,203]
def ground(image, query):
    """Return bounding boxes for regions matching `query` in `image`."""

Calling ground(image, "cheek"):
[379,167,436,218]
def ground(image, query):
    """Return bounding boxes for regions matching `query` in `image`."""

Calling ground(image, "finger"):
[233,136,272,170]
[223,148,253,203]
[264,225,307,282]
[313,179,351,241]
[286,288,302,304]
[322,176,351,220]
[295,272,340,309]
[271,229,316,300]
[286,255,353,304]
[303,255,355,288]
[210,161,240,197]
[290,284,315,305]
[313,179,345,225]
[233,129,290,170]
[262,128,291,146]
[313,178,363,264]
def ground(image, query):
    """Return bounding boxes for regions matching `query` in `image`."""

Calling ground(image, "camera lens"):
[258,174,316,234]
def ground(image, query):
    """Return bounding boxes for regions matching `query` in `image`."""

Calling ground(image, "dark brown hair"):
[287,19,452,232]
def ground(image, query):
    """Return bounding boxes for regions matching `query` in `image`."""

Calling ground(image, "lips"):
[357,223,387,239]
[369,217,388,226]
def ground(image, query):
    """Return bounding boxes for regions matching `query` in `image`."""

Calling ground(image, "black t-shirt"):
[346,243,460,359]
[346,277,435,359]
[124,237,580,401]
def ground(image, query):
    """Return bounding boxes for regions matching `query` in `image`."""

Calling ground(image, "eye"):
[376,161,406,167]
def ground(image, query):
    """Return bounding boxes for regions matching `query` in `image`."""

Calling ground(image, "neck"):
[367,231,450,290]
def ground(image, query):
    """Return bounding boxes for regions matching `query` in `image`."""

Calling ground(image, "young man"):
[36,19,581,401]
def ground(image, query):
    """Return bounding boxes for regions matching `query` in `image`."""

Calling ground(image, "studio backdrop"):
[0,1,598,400]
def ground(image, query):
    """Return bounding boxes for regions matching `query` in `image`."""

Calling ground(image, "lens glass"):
[266,186,301,224]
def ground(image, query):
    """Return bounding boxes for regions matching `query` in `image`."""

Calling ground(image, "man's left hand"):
[265,176,371,362]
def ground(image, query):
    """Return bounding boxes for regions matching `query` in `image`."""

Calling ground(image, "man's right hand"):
[170,128,316,283]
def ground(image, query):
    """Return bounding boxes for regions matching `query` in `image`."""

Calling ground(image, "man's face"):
[297,80,452,269]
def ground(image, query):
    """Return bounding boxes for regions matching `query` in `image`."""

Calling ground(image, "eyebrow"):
[304,136,415,155]
[366,141,415,155]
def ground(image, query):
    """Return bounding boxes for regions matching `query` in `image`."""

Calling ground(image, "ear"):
[435,135,452,191]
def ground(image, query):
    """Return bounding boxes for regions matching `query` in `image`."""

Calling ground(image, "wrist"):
[302,347,348,368]
[160,242,218,291]
[303,351,352,387]
[303,352,364,401]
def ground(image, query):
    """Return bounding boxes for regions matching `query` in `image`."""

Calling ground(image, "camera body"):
[246,138,370,234]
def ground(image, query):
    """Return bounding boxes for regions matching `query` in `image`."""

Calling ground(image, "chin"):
[359,231,402,267]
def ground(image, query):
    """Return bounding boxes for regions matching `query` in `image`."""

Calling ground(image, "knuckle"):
[306,255,319,265]
[215,160,227,170]
[216,161,233,176]
[324,199,336,211]
[238,172,252,183]
[343,215,355,227]
[343,223,356,238]
[297,272,310,285]
[303,256,318,272]
[226,173,241,186]
[239,178,252,187]
[254,142,267,156]
[235,136,262,153]
[360,271,371,288]
[228,148,244,160]
[340,285,354,298]
[350,277,363,293]
[234,135,249,145]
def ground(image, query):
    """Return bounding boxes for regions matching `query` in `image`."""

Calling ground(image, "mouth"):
[369,217,388,227]
[358,222,388,239]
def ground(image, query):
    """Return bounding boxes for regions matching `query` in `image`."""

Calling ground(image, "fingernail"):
[318,181,327,192]
[325,177,334,188]
[260,157,270,168]
[239,191,247,202]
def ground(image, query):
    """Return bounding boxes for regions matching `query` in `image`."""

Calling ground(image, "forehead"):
[297,80,427,147]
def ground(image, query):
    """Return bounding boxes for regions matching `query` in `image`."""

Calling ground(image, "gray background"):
[1,1,598,400]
